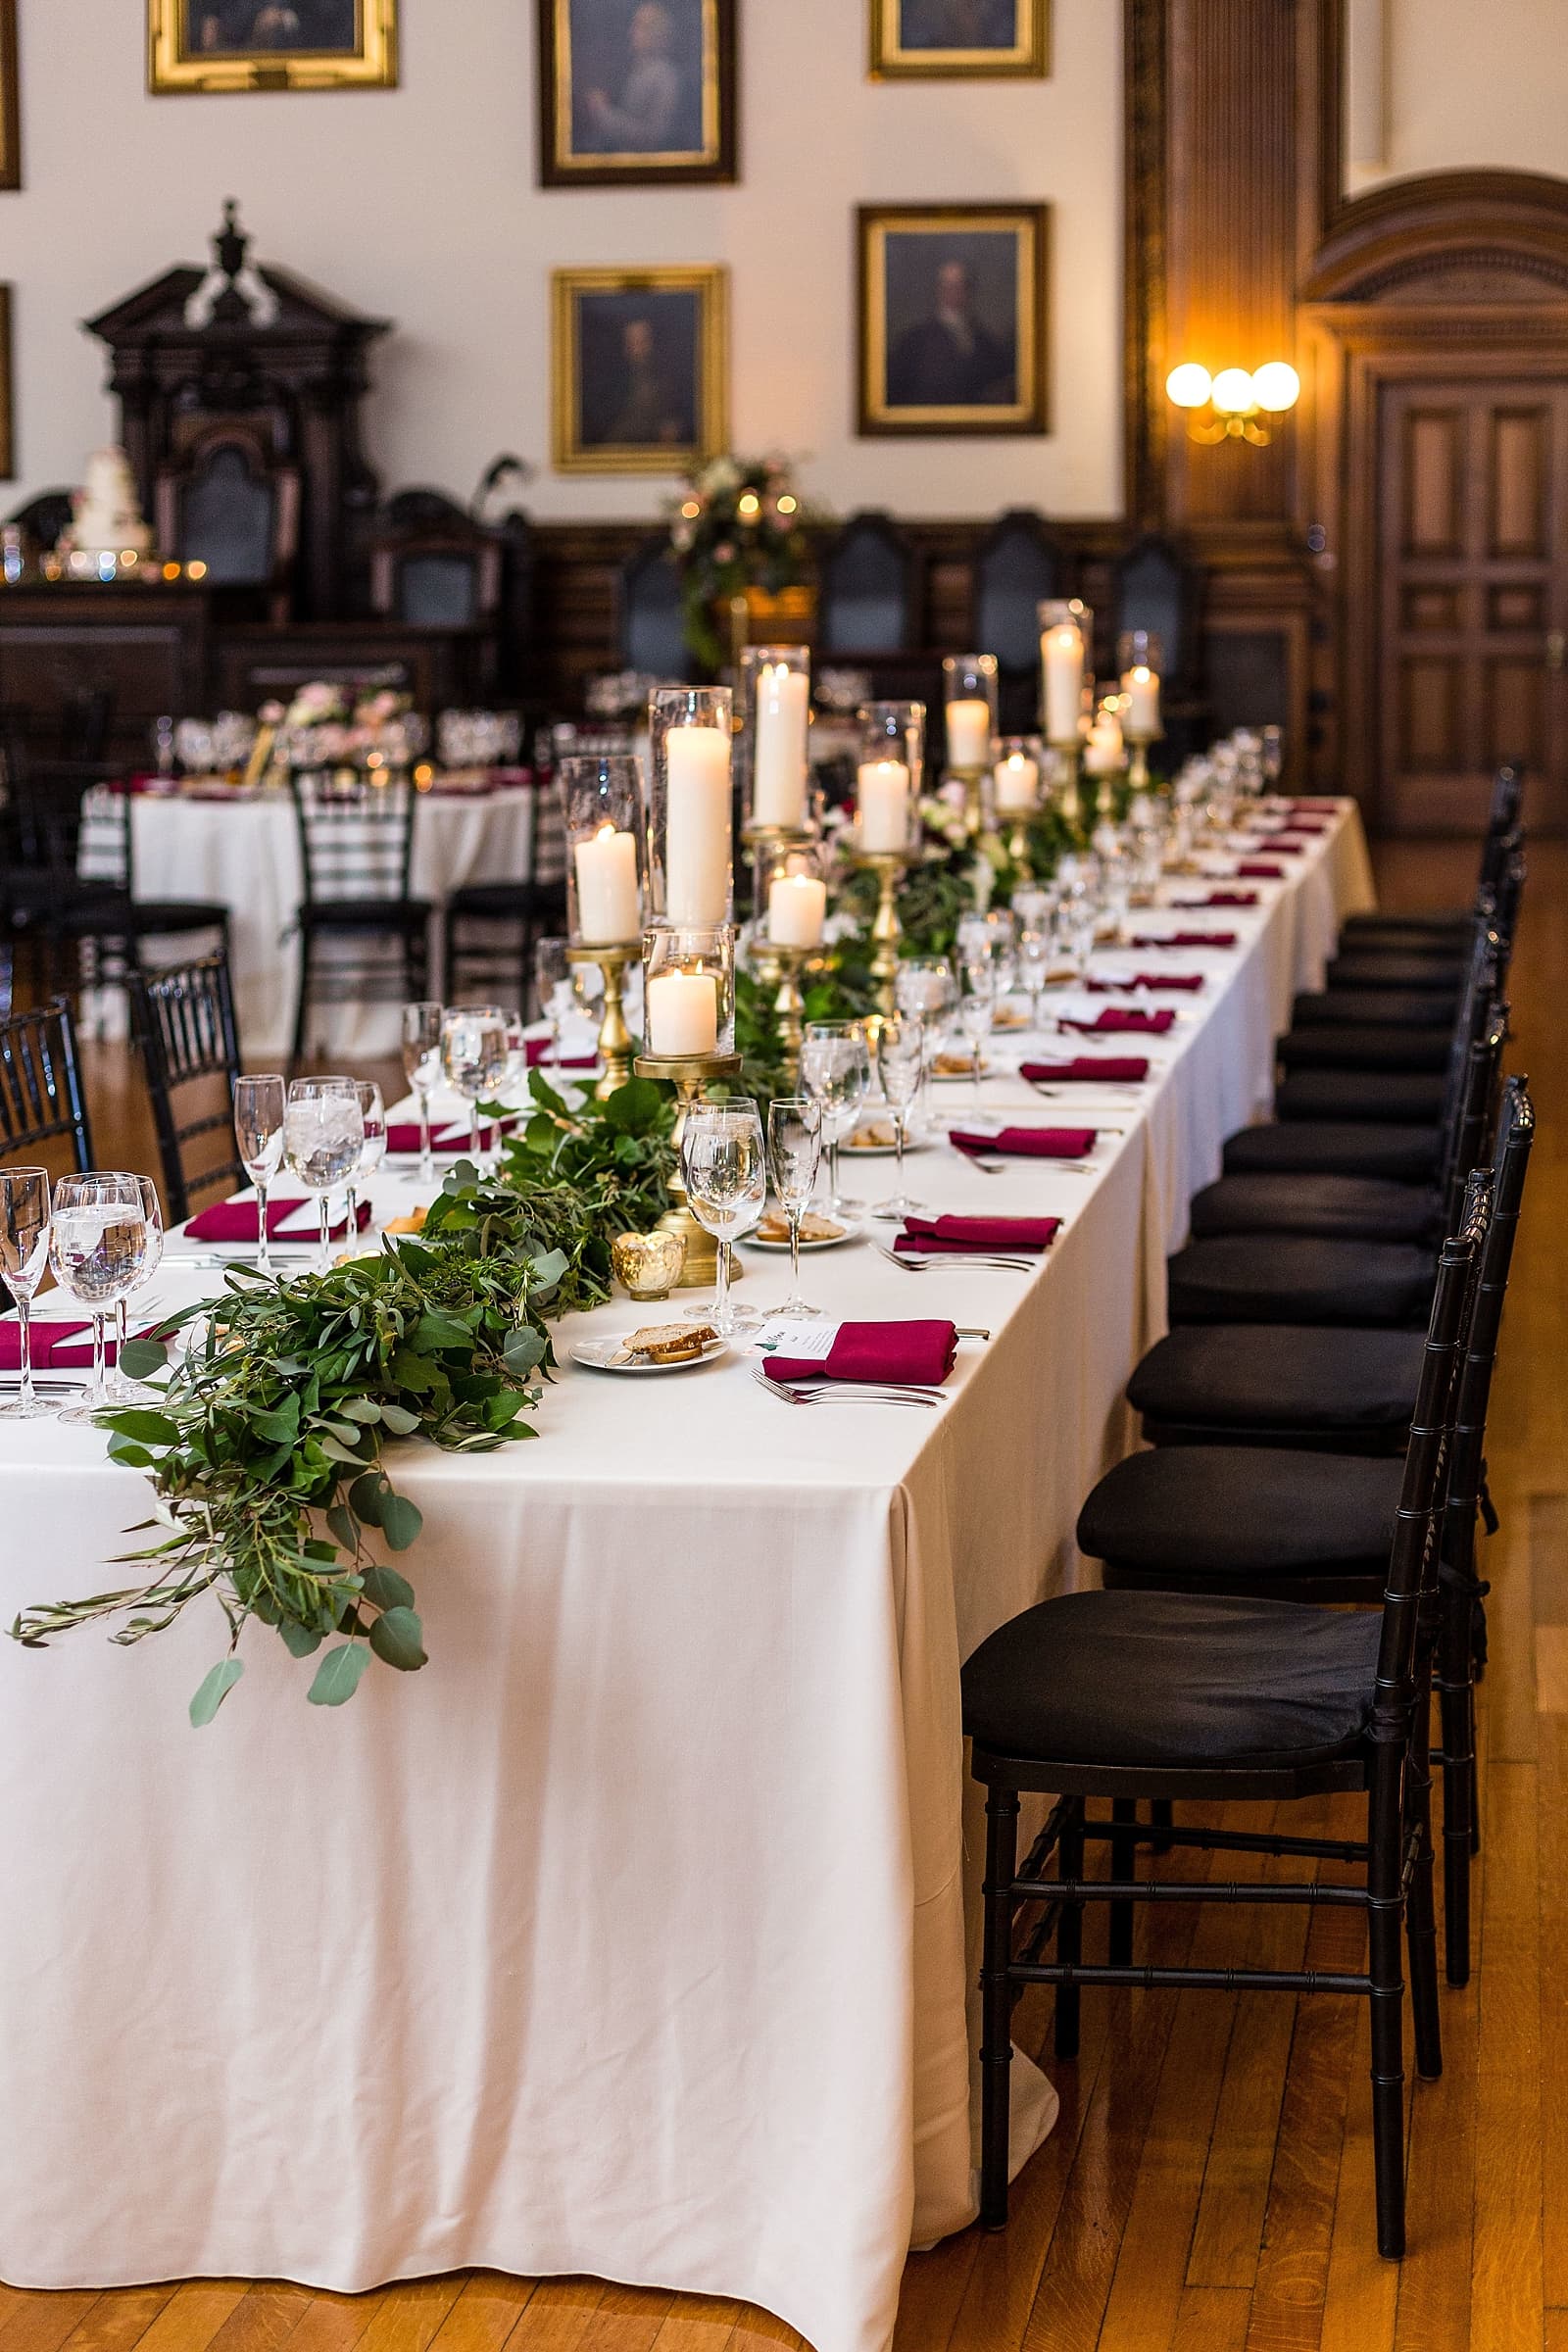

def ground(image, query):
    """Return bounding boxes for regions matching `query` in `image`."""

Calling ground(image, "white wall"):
[1,0,1123,522]
[1345,0,1568,194]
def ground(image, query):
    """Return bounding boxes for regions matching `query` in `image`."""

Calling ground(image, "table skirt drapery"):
[0,808,1374,2352]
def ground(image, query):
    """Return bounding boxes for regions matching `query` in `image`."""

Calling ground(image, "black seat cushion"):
[1341,909,1470,944]
[1276,1024,1451,1074]
[1325,953,1464,991]
[1273,1070,1446,1126]
[1128,1323,1428,1449]
[449,880,564,919]
[1222,1119,1442,1182]
[1189,1172,1441,1243]
[962,1589,1381,1770]
[121,899,230,935]
[300,897,433,932]
[1291,987,1457,1028]
[1166,1235,1434,1327]
[1078,1446,1403,1583]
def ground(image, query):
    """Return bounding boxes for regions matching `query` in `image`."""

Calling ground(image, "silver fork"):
[875,1244,1034,1274]
[959,1152,1094,1176]
[750,1366,941,1408]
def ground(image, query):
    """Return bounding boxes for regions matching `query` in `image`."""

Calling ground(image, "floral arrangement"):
[666,453,826,671]
[267,681,428,772]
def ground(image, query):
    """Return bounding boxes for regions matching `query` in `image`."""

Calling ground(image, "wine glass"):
[1016,923,1054,1035]
[401,1001,443,1182]
[101,1174,166,1406]
[873,1015,926,1221]
[956,961,995,1105]
[441,1004,508,1169]
[283,1079,365,1274]
[681,1098,767,1341]
[1011,885,1052,930]
[49,1174,151,1424]
[232,1073,286,1274]
[800,1021,871,1215]
[350,1081,386,1238]
[534,937,575,1065]
[765,1096,823,1319]
[896,956,957,1042]
[0,1168,56,1419]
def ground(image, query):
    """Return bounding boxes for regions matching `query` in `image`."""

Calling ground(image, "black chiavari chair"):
[128,950,245,1225]
[289,772,431,1072]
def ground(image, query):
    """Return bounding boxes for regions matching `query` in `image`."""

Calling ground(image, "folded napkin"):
[184,1198,373,1244]
[1019,1055,1150,1084]
[1235,861,1285,880]
[950,1125,1095,1158]
[764,1319,957,1387]
[1173,890,1258,909]
[1279,816,1333,832]
[1062,1007,1176,1037]
[528,1041,598,1070]
[895,1213,1060,1254]
[385,1117,519,1156]
[1131,932,1237,951]
[1086,972,1204,994]
[1240,836,1306,857]
[0,1318,131,1370]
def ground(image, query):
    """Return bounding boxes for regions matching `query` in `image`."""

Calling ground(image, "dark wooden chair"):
[1110,532,1203,760]
[369,490,505,630]
[816,511,919,658]
[0,997,95,1174]
[444,779,567,1008]
[128,950,246,1225]
[618,536,690,678]
[972,509,1063,731]
[4,488,74,561]
[288,773,431,1071]
[156,422,301,619]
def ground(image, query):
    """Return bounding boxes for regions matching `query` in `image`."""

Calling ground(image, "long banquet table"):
[0,807,1373,2352]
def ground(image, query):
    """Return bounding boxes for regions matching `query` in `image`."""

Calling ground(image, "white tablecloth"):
[116,788,541,1057]
[0,809,1373,2352]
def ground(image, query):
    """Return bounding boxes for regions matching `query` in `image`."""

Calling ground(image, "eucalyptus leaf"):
[189,1656,244,1727]
[377,1491,423,1552]
[307,1643,372,1707]
[279,1620,323,1659]
[119,1338,171,1380]
[368,1605,427,1672]
[360,1565,415,1613]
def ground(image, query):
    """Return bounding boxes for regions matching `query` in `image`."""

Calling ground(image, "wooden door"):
[1378,378,1568,832]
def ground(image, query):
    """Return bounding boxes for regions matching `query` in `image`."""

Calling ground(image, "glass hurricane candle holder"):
[941,656,999,833]
[649,686,734,927]
[1117,629,1164,785]
[1038,599,1093,747]
[641,921,737,1060]
[854,702,925,857]
[993,734,1041,860]
[751,843,827,1074]
[561,753,647,947]
[740,646,812,838]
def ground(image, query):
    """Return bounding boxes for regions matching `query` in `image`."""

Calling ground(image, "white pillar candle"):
[1083,719,1124,777]
[663,725,732,925]
[751,664,810,830]
[1042,624,1085,744]
[993,751,1040,813]
[946,697,993,770]
[646,969,718,1056]
[572,823,640,944]
[767,871,827,948]
[1123,664,1161,736]
[857,758,910,853]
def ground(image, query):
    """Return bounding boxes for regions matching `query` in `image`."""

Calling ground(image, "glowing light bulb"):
[776,494,798,515]
[1251,361,1301,414]
[1210,368,1256,416]
[1165,363,1213,410]
[737,492,760,518]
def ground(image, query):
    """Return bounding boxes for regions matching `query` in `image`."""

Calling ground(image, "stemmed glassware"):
[401,1002,443,1182]
[441,1004,509,1170]
[348,1081,386,1238]
[680,1099,767,1341]
[873,1015,926,1220]
[1016,924,1054,1034]
[283,1079,365,1274]
[49,1174,151,1424]
[232,1073,286,1274]
[534,938,576,1065]
[956,962,995,1104]
[105,1176,165,1406]
[896,956,957,1043]
[0,1168,55,1419]
[800,1021,871,1216]
[765,1096,823,1319]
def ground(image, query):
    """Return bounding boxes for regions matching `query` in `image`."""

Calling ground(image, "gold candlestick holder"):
[850,849,913,1014]
[566,941,638,1099]
[747,937,818,1078]
[950,766,988,838]
[632,1048,745,1289]
[1049,741,1085,830]
[1125,734,1159,792]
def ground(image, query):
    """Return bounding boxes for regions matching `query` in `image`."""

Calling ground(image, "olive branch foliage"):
[9,1073,677,1726]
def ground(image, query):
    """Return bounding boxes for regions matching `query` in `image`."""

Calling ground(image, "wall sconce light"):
[1165,361,1300,446]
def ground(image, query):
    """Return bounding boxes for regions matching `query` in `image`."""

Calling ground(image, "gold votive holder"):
[632,1048,745,1290]
[566,940,638,1099]
[746,936,819,1077]
[611,1228,687,1301]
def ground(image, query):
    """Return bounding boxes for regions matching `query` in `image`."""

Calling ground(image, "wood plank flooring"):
[9,837,1564,2352]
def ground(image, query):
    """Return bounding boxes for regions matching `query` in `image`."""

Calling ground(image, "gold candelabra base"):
[1048,740,1084,830]
[632,1049,745,1289]
[851,849,913,1014]
[1125,735,1159,792]
[747,937,818,1079]
[950,764,988,837]
[567,940,638,1099]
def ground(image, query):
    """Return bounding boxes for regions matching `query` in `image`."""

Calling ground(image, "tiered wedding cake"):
[61,448,154,562]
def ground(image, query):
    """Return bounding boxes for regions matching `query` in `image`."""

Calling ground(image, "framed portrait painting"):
[0,287,14,479]
[869,0,1047,78]
[552,266,727,475]
[537,0,736,186]
[0,0,19,191]
[147,0,398,92]
[858,204,1050,438]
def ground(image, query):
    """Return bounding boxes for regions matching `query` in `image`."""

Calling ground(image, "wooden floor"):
[7,838,1563,2352]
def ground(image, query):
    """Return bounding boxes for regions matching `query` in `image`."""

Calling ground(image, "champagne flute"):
[0,1168,56,1419]
[800,1021,871,1215]
[956,961,995,1106]
[874,1015,926,1221]
[401,1001,443,1181]
[350,1081,386,1238]
[441,1004,508,1169]
[766,1096,823,1318]
[1016,924,1053,1035]
[232,1072,286,1273]
[896,956,957,1043]
[105,1175,166,1405]
[49,1174,150,1424]
[283,1079,365,1274]
[680,1099,767,1340]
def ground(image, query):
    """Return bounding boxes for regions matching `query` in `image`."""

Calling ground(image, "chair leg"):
[1405,1672,1443,2080]
[1054,1797,1084,2062]
[1438,1600,1478,1986]
[289,936,312,1076]
[1367,1772,1407,2259]
[1150,1796,1175,1854]
[1108,1796,1137,1967]
[979,1785,1019,2230]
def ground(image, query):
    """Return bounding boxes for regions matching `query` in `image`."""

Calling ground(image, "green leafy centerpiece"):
[667,453,826,672]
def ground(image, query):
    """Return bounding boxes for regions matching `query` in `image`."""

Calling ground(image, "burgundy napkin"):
[950,1125,1095,1158]
[763,1319,957,1387]
[385,1117,520,1156]
[1020,1055,1150,1084]
[1131,932,1237,951]
[1240,836,1306,857]
[1086,972,1204,994]
[895,1213,1059,1254]
[1173,890,1258,909]
[0,1319,133,1370]
[527,1040,598,1069]
[1063,1007,1176,1037]
[185,1197,373,1243]
[1279,816,1333,832]
[1236,861,1285,880]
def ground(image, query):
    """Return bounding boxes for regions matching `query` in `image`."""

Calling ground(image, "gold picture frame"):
[869,0,1047,79]
[148,0,397,93]
[552,265,728,476]
[0,286,14,479]
[0,0,20,190]
[858,203,1050,437]
[538,0,736,187]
